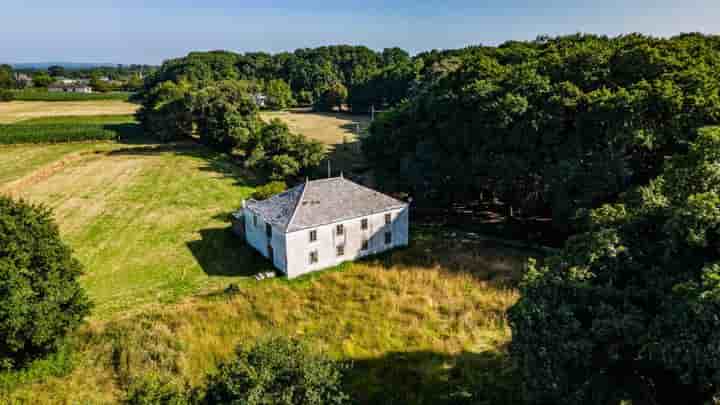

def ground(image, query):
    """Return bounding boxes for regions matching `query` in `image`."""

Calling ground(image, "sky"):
[2,0,720,65]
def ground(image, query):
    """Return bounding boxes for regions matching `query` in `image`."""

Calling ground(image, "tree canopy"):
[0,197,91,369]
[508,126,720,404]
[363,33,720,231]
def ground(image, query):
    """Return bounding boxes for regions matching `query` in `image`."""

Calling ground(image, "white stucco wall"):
[243,209,288,273]
[284,206,409,278]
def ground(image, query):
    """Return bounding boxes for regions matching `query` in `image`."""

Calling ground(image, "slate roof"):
[244,177,407,233]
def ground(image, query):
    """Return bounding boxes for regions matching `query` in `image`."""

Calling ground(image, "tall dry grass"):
[5,235,532,404]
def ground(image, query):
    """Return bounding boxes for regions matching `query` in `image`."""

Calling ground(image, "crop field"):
[0,114,140,144]
[11,89,132,102]
[0,115,533,404]
[0,100,138,124]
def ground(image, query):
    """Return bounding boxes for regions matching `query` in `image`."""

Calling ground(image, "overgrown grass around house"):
[11,89,132,102]
[0,115,140,144]
[5,232,531,404]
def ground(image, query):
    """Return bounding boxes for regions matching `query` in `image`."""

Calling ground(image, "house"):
[252,93,267,108]
[13,73,33,88]
[235,176,409,278]
[48,83,93,93]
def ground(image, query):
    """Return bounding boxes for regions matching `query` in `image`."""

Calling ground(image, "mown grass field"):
[0,100,137,124]
[0,114,140,144]
[11,89,132,102]
[0,109,533,403]
[261,109,371,175]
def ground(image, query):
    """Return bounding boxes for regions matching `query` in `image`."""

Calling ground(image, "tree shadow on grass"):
[104,140,264,188]
[186,227,275,278]
[356,229,537,289]
[347,348,522,405]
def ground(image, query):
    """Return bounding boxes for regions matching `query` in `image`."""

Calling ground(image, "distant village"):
[4,64,155,94]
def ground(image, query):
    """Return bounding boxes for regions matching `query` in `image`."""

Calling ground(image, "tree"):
[193,80,263,152]
[204,337,350,405]
[0,64,13,89]
[508,127,720,405]
[264,79,294,110]
[32,72,53,88]
[0,197,91,369]
[0,90,14,102]
[48,65,65,77]
[90,75,111,93]
[315,82,348,112]
[251,181,287,200]
[136,79,194,142]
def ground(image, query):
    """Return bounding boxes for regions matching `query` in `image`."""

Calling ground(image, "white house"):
[235,176,409,278]
[48,83,93,93]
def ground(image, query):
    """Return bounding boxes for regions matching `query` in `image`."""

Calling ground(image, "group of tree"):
[363,33,720,232]
[509,126,720,404]
[137,79,325,180]
[124,336,350,404]
[141,46,422,113]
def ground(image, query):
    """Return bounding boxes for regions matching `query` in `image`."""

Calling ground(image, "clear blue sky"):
[2,0,719,65]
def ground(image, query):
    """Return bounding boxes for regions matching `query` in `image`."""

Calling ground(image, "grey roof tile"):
[245,177,406,233]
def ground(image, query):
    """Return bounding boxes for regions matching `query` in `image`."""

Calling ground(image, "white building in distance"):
[235,176,409,278]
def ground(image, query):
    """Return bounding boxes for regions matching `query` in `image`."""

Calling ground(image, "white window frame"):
[336,244,345,257]
[309,229,317,242]
[309,250,319,264]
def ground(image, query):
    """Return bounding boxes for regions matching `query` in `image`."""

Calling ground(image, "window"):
[265,223,272,238]
[385,231,392,245]
[385,213,392,225]
[336,224,344,236]
[309,250,318,264]
[361,239,369,251]
[309,230,317,242]
[336,245,345,256]
[253,215,258,227]
[361,218,368,230]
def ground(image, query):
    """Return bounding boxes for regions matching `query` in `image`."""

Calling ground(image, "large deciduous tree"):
[508,127,720,405]
[0,197,91,369]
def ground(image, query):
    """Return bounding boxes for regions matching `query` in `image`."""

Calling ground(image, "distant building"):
[48,83,93,93]
[13,73,33,88]
[252,93,267,108]
[235,176,410,278]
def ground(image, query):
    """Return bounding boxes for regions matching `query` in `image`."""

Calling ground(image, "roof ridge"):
[285,181,308,231]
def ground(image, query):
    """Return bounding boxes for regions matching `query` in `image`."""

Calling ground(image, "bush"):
[251,181,287,200]
[0,197,91,369]
[204,337,350,405]
[124,374,191,405]
[0,90,14,102]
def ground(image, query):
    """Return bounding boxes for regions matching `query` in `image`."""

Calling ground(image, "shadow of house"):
[347,349,521,405]
[186,227,275,277]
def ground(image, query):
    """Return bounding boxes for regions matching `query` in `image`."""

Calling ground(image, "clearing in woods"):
[0,111,531,404]
[261,109,372,173]
[0,100,138,124]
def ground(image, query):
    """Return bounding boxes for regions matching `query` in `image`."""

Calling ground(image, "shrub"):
[251,181,287,200]
[0,90,14,102]
[0,197,91,369]
[204,336,350,405]
[124,374,191,405]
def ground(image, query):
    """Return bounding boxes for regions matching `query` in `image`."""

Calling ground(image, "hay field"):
[0,100,138,124]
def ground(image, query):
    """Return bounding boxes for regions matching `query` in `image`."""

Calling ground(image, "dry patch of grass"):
[0,101,138,124]
[261,109,370,146]
[7,236,531,404]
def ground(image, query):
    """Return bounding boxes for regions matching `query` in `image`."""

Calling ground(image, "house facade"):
[237,177,409,278]
[48,83,93,93]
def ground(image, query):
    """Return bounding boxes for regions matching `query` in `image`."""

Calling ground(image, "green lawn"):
[2,139,268,317]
